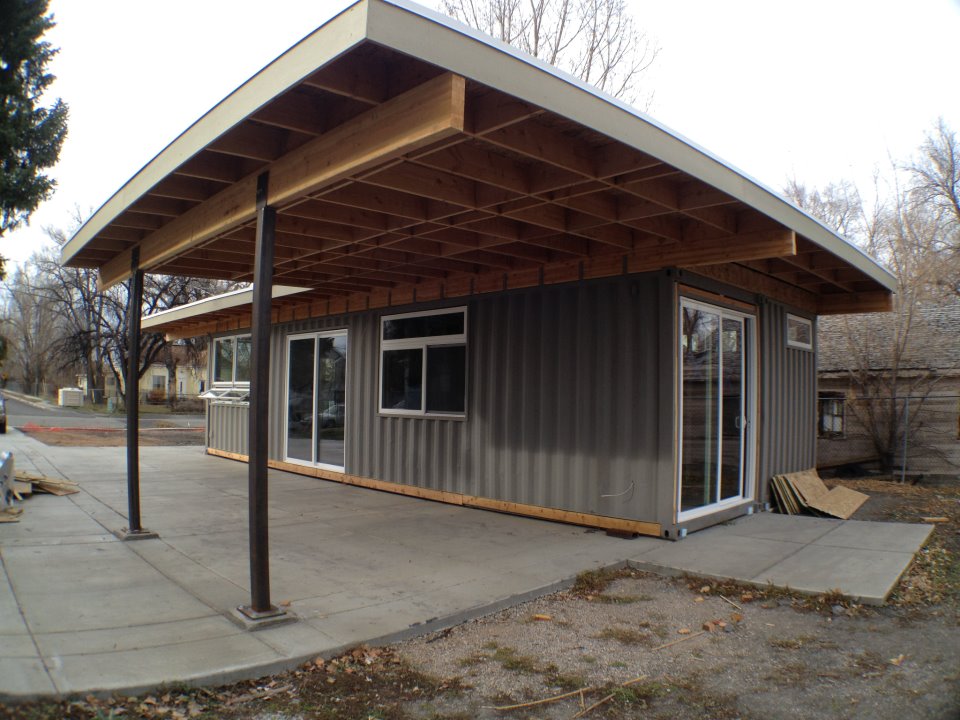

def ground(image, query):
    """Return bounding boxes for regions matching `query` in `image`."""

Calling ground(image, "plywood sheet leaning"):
[779,469,868,520]
[770,475,802,515]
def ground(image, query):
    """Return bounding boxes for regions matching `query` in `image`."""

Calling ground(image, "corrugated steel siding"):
[207,402,249,455]
[263,275,667,524]
[758,301,817,501]
[205,277,818,525]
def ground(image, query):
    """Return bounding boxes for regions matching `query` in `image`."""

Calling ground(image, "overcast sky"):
[3,0,958,267]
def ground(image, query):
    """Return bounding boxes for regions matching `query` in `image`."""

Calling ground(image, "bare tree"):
[440,0,658,105]
[789,148,955,474]
[33,223,236,407]
[32,232,110,400]
[906,118,960,295]
[0,263,62,395]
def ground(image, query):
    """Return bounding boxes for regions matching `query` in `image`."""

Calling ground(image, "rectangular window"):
[211,334,252,391]
[786,314,813,350]
[151,375,165,390]
[379,307,466,417]
[818,394,845,438]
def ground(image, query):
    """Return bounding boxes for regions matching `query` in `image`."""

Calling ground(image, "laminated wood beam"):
[817,291,893,315]
[173,153,253,184]
[628,229,796,273]
[99,73,467,290]
[690,263,818,314]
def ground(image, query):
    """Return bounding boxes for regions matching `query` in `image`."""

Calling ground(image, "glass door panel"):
[720,317,744,500]
[679,300,753,518]
[316,335,347,468]
[680,307,720,512]
[287,338,315,462]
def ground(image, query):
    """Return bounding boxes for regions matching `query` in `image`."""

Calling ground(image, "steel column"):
[239,172,283,619]
[119,248,156,540]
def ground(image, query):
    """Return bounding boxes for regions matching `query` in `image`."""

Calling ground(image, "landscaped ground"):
[17,423,205,447]
[3,477,959,719]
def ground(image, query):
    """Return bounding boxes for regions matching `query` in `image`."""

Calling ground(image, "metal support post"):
[238,172,284,621]
[118,247,157,541]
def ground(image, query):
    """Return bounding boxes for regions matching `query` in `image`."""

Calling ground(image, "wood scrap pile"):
[15,470,79,497]
[0,471,79,523]
[770,469,868,520]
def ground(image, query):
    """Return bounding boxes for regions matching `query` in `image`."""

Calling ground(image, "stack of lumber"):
[14,471,79,497]
[0,472,79,524]
[770,469,868,520]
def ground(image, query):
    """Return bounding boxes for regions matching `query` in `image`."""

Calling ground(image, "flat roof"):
[64,0,895,327]
[141,285,309,332]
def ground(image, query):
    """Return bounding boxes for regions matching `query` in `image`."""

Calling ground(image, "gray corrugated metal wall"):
[208,402,249,455]
[346,278,665,522]
[758,300,817,502]
[204,276,818,526]
[209,275,668,524]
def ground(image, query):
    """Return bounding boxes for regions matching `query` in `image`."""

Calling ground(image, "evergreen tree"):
[0,0,69,275]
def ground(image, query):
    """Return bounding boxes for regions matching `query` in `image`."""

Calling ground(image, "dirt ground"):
[17,425,205,447]
[3,477,959,720]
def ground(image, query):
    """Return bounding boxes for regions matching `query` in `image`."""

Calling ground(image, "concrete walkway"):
[0,428,932,701]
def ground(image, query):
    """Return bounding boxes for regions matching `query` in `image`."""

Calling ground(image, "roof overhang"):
[141,284,309,338]
[65,0,896,338]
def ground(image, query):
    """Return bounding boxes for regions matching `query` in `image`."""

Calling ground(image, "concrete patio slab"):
[710,512,841,544]
[632,531,803,579]
[0,428,936,701]
[812,519,933,552]
[752,543,919,603]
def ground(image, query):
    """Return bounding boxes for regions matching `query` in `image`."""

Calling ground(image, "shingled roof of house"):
[817,301,960,373]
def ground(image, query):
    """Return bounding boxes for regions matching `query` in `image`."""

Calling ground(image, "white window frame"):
[212,334,252,387]
[200,387,250,403]
[283,330,348,472]
[378,306,467,418]
[677,297,758,524]
[786,314,813,351]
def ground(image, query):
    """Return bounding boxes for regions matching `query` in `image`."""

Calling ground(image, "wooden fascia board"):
[98,73,466,289]
[817,291,894,315]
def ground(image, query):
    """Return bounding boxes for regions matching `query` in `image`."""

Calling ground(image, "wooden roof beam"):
[99,72,467,289]
[628,230,796,272]
[818,291,893,315]
[174,153,254,184]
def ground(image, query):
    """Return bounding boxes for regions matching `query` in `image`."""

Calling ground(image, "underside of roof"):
[63,0,895,340]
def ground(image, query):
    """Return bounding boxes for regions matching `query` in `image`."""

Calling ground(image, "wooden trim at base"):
[207,448,662,537]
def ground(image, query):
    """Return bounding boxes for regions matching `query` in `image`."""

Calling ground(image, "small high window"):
[379,307,466,417]
[786,314,813,351]
[212,335,252,386]
[818,393,845,438]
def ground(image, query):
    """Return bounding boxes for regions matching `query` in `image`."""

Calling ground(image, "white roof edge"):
[61,0,369,266]
[370,0,896,292]
[141,285,310,329]
[63,0,896,294]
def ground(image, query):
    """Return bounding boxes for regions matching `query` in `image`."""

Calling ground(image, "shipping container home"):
[61,0,895,616]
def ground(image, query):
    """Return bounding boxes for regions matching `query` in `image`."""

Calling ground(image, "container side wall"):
[758,300,817,503]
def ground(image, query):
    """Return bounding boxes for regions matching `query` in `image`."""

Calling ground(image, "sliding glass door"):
[678,299,754,520]
[285,331,347,470]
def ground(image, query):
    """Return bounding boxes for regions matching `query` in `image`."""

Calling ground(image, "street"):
[2,394,204,430]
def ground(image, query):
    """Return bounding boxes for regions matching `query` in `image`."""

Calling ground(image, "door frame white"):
[676,297,757,523]
[283,329,348,472]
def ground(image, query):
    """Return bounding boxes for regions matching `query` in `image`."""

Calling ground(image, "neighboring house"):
[817,303,960,477]
[76,346,207,401]
[60,0,896,540]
